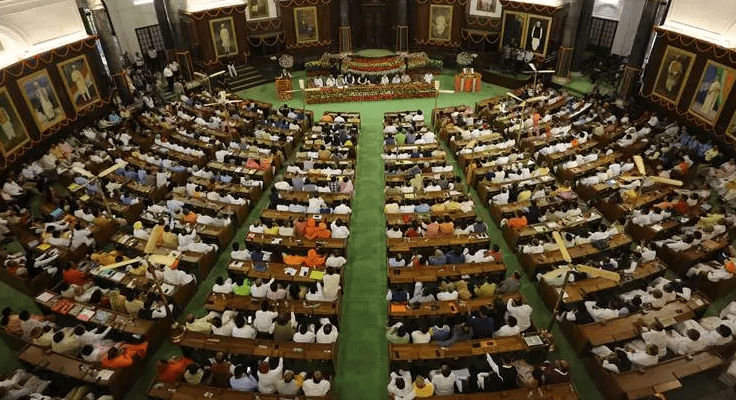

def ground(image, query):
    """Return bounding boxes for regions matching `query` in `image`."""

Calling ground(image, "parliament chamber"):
[1,0,736,400]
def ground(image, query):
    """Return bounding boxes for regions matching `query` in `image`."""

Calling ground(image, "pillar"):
[339,0,352,53]
[618,0,659,99]
[553,0,584,83]
[154,0,184,51]
[85,0,133,103]
[396,0,409,53]
[571,0,595,72]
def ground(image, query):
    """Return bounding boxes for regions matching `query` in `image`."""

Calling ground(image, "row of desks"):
[174,330,335,360]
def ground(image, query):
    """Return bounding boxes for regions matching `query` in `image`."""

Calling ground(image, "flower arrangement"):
[305,82,434,104]
[278,54,294,69]
[456,52,477,67]
[342,55,406,76]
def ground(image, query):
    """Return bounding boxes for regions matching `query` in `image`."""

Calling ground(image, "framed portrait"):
[468,0,501,18]
[246,0,278,21]
[56,55,101,113]
[500,11,527,49]
[17,69,66,133]
[689,60,736,125]
[0,87,30,157]
[726,112,736,142]
[294,7,319,44]
[429,5,453,42]
[524,15,552,56]
[652,46,695,106]
[210,17,238,59]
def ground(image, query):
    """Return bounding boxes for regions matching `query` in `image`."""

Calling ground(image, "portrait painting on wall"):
[17,69,66,133]
[689,60,736,125]
[57,55,101,113]
[500,11,527,49]
[524,15,551,56]
[468,0,501,18]
[429,5,453,42]
[0,87,30,157]
[726,112,736,142]
[294,6,319,44]
[652,46,695,106]
[246,0,278,21]
[210,17,238,58]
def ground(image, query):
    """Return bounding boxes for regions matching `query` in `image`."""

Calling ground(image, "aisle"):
[334,116,389,399]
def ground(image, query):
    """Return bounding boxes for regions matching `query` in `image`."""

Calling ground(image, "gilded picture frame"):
[652,45,696,106]
[16,69,67,133]
[210,16,238,59]
[429,4,454,42]
[294,6,319,44]
[500,10,527,50]
[0,87,30,157]
[57,54,101,113]
[689,59,736,125]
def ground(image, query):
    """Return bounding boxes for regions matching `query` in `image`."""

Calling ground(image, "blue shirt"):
[445,251,464,264]
[414,204,431,213]
[467,316,495,338]
[229,375,257,392]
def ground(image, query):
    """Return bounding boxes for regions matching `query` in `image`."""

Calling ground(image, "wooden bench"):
[387,262,506,284]
[389,334,549,361]
[147,381,331,400]
[204,292,339,317]
[560,294,710,354]
[519,233,632,276]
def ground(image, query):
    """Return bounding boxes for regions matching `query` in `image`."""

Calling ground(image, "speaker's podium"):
[276,77,292,101]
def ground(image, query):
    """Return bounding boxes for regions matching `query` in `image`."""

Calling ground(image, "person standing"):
[146,46,159,71]
[163,64,174,91]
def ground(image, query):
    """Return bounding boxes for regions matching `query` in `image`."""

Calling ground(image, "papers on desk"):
[299,267,310,277]
[650,224,663,232]
[546,222,560,229]
[271,238,282,245]
[694,298,705,307]
[533,226,547,233]
[524,334,545,347]
[77,308,96,322]
[96,369,115,382]
[35,292,55,303]
[94,310,112,325]
[309,270,324,280]
[110,272,126,282]
[36,243,51,251]
[284,267,298,276]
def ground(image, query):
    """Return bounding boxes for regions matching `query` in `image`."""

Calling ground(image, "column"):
[85,0,133,103]
[396,0,408,53]
[553,0,583,83]
[618,0,659,98]
[339,0,352,53]
[571,0,595,72]
[154,0,183,51]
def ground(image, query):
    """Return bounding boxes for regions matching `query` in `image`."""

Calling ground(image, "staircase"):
[228,65,271,92]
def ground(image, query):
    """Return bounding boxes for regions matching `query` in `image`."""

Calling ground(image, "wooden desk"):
[564,294,709,354]
[205,292,339,317]
[539,140,598,167]
[598,189,672,222]
[456,147,514,170]
[387,234,490,253]
[388,262,506,284]
[386,211,476,226]
[625,218,683,243]
[260,208,351,225]
[476,175,556,204]
[147,381,330,400]
[227,260,325,284]
[520,233,632,276]
[538,260,667,309]
[139,212,234,248]
[0,268,59,297]
[174,330,335,360]
[503,210,602,248]
[586,350,723,400]
[388,295,516,318]
[89,265,197,310]
[276,189,353,203]
[430,382,578,400]
[385,189,466,203]
[246,233,347,251]
[389,335,538,361]
[489,192,577,223]
[111,232,216,279]
[19,344,137,400]
[187,176,263,204]
[658,233,730,275]
[171,191,250,225]
[34,290,170,346]
[556,152,622,182]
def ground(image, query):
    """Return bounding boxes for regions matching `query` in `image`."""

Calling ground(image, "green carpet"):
[0,69,723,400]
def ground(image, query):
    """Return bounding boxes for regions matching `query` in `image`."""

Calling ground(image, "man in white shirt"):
[302,371,330,396]
[505,296,533,331]
[430,366,456,396]
[387,370,416,400]
[330,220,350,239]
[316,323,338,343]
[251,278,275,298]
[333,202,351,214]
[257,357,283,394]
